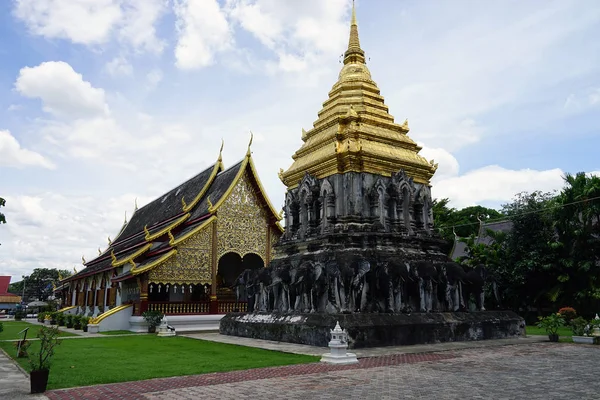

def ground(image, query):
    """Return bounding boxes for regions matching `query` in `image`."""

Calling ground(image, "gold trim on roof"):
[169,215,216,246]
[182,156,224,213]
[131,249,178,276]
[209,151,282,225]
[144,214,190,241]
[279,2,436,188]
[112,243,153,267]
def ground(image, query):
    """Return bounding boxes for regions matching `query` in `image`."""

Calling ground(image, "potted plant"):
[142,310,164,333]
[55,313,65,326]
[536,313,565,342]
[37,312,46,323]
[72,315,82,330]
[44,314,51,325]
[29,326,61,394]
[65,314,74,328]
[570,317,597,344]
[80,316,90,332]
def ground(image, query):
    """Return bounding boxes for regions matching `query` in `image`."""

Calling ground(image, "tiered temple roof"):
[279,2,438,189]
[63,144,282,285]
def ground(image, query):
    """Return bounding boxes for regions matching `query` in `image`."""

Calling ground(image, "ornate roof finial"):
[247,131,254,157]
[134,197,138,211]
[73,266,78,274]
[344,0,365,65]
[144,225,150,237]
[111,250,117,263]
[98,248,102,255]
[107,236,112,245]
[401,118,409,131]
[82,255,86,264]
[168,230,175,244]
[124,211,127,225]
[181,196,187,210]
[207,195,214,212]
[218,139,224,162]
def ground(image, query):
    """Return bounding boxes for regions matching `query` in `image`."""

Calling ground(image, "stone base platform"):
[219,311,525,349]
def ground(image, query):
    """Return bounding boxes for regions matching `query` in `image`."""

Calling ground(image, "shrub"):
[37,312,46,323]
[142,310,164,333]
[14,309,25,321]
[55,313,65,326]
[0,321,3,333]
[537,313,565,336]
[65,314,73,328]
[73,315,82,330]
[14,339,31,358]
[557,307,577,322]
[570,316,588,336]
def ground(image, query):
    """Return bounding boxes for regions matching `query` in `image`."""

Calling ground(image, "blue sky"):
[1,0,599,279]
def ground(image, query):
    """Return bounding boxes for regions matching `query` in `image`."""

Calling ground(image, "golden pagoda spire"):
[344,0,365,65]
[278,0,438,188]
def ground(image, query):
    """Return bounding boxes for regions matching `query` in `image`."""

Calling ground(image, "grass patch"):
[0,335,319,390]
[99,330,139,335]
[525,325,573,337]
[0,321,77,341]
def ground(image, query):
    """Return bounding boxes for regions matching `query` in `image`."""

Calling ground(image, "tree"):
[432,198,502,253]
[8,268,72,302]
[553,172,600,314]
[498,191,559,313]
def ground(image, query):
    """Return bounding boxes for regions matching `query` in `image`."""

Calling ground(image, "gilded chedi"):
[280,4,438,189]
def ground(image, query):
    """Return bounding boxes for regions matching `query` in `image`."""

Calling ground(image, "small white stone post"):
[157,316,176,337]
[593,314,600,337]
[320,321,358,364]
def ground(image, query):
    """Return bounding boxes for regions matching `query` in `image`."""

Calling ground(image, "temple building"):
[275,2,445,263]
[0,276,21,311]
[56,141,282,331]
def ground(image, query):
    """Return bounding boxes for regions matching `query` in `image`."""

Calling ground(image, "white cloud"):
[15,61,109,118]
[0,130,56,169]
[105,56,133,76]
[0,192,149,278]
[433,166,566,209]
[174,0,233,69]
[13,0,123,45]
[119,0,167,53]
[13,0,166,53]
[226,0,350,73]
[146,69,163,88]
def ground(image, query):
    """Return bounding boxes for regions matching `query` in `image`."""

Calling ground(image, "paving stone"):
[45,343,600,400]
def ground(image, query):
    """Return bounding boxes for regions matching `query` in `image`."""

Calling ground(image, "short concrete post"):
[320,321,358,364]
[593,314,600,337]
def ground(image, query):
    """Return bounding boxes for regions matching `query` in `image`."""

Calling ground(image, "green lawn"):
[525,325,573,337]
[99,330,140,335]
[0,335,319,390]
[0,321,77,341]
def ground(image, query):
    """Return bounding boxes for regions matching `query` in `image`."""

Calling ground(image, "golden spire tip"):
[218,139,224,161]
[246,131,253,156]
[351,0,357,26]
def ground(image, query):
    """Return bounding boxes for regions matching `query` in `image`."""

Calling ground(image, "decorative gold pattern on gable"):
[217,172,268,261]
[148,222,212,285]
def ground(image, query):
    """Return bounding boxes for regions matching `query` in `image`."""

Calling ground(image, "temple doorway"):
[217,252,264,288]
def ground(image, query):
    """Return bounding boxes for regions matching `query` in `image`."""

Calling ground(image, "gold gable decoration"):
[217,171,268,261]
[148,221,213,285]
[279,1,437,189]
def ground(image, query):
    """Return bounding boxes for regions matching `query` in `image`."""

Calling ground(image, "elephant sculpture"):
[230,255,500,315]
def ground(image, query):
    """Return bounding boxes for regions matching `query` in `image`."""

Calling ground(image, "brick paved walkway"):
[46,343,600,400]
